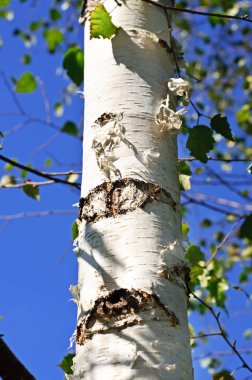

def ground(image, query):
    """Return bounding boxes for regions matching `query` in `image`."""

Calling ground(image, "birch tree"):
[71,1,193,378]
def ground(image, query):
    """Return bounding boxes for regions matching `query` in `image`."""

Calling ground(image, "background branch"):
[0,337,35,380]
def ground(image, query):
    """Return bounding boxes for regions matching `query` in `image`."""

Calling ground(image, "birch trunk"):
[72,1,193,378]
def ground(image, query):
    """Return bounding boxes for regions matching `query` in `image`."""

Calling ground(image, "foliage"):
[58,353,74,375]
[90,4,119,39]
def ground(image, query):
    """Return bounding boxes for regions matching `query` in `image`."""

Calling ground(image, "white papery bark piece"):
[74,1,193,379]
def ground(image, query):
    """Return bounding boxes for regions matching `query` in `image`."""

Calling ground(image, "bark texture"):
[72,0,193,379]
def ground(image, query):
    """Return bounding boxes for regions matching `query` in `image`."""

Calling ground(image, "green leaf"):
[43,28,64,53]
[23,183,40,201]
[21,163,32,179]
[185,245,205,264]
[90,4,118,39]
[44,158,52,167]
[21,54,31,65]
[208,12,225,27]
[179,174,191,190]
[0,8,13,19]
[72,221,79,241]
[0,175,16,186]
[239,215,252,240]
[63,46,84,86]
[49,8,62,21]
[59,353,74,375]
[54,102,64,117]
[66,173,79,183]
[15,72,37,93]
[178,161,192,191]
[29,20,43,32]
[0,131,4,150]
[239,267,252,283]
[61,121,78,136]
[0,0,10,7]
[186,125,215,163]
[236,104,252,135]
[212,370,235,380]
[247,164,252,174]
[190,265,204,283]
[182,221,189,236]
[178,161,192,176]
[4,157,17,171]
[201,219,212,227]
[243,328,252,339]
[210,114,234,141]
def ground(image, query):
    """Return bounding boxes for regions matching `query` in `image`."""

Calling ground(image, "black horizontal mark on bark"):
[76,288,180,344]
[78,178,177,222]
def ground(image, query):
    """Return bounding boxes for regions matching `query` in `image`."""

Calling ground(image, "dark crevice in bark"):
[78,178,177,222]
[76,288,180,344]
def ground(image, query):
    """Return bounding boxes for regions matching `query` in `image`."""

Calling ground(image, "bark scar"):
[76,288,180,344]
[78,178,177,222]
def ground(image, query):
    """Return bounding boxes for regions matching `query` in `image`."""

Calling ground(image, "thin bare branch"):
[0,154,81,190]
[179,157,252,162]
[182,193,245,216]
[191,291,252,373]
[206,219,241,266]
[37,77,52,124]
[0,72,26,115]
[206,166,252,202]
[194,348,252,360]
[0,180,55,188]
[142,0,252,23]
[0,209,77,221]
[184,192,252,211]
[190,332,222,339]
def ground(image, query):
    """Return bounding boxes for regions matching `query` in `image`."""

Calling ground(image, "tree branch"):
[0,209,77,220]
[0,337,35,380]
[191,292,252,373]
[179,157,252,162]
[142,0,252,23]
[0,154,81,190]
[206,219,241,266]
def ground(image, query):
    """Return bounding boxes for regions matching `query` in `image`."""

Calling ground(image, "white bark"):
[72,1,193,379]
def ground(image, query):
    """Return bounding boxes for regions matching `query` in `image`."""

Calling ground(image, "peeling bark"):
[78,178,177,222]
[76,288,180,344]
[75,0,193,378]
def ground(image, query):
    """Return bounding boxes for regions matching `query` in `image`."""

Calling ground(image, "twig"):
[0,72,26,115]
[142,0,252,23]
[181,193,245,216]
[194,348,252,360]
[0,209,77,221]
[179,157,252,162]
[191,291,252,373]
[191,332,222,339]
[0,154,81,190]
[206,219,241,266]
[206,166,252,202]
[39,170,82,176]
[183,192,252,211]
[0,180,55,188]
[37,77,52,124]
